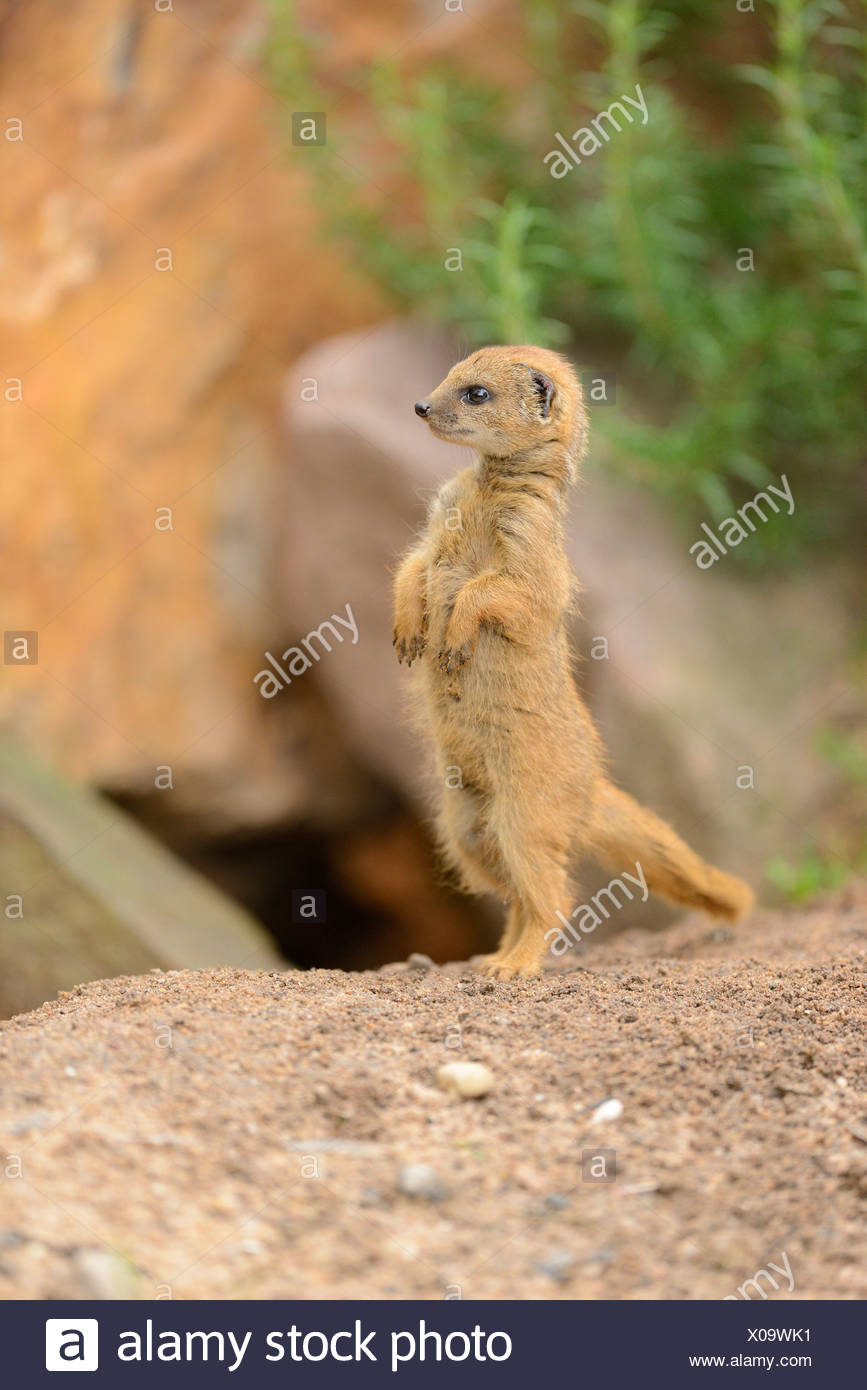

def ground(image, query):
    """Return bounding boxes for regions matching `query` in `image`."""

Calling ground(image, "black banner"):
[14,1298,857,1385]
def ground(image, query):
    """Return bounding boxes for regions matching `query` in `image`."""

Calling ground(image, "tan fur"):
[393,346,754,978]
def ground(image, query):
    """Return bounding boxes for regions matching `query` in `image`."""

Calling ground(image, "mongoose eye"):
[463,386,490,404]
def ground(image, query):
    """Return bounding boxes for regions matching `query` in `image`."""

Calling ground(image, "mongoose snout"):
[394,344,754,979]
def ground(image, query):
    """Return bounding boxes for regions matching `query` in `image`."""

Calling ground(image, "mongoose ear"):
[518,363,555,419]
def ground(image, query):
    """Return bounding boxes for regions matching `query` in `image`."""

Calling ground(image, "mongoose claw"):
[437,641,473,674]
[394,631,426,665]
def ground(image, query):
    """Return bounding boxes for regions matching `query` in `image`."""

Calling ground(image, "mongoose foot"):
[393,630,426,665]
[469,952,504,974]
[480,948,544,980]
[437,640,473,674]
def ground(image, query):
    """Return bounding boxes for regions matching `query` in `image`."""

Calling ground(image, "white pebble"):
[589,1097,623,1126]
[437,1062,494,1099]
[396,1164,449,1201]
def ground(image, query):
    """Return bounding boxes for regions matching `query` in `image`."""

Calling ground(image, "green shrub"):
[268,0,867,562]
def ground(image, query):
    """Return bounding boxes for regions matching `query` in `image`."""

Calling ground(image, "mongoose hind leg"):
[437,784,541,972]
[481,755,586,978]
[436,786,508,897]
[472,901,524,972]
[482,843,574,980]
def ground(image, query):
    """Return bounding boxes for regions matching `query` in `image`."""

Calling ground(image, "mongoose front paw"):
[437,640,473,674]
[393,630,426,665]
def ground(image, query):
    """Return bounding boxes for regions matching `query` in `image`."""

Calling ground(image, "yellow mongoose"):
[393,346,754,978]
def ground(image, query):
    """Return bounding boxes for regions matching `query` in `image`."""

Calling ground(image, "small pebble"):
[589,1097,623,1126]
[436,1062,494,1099]
[535,1250,575,1283]
[584,1245,615,1269]
[407,953,435,971]
[396,1164,449,1202]
[543,1193,571,1211]
[73,1248,140,1300]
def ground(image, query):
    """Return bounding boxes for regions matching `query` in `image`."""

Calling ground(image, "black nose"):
[414,401,431,418]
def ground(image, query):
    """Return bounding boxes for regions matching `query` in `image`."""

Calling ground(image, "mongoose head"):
[414,345,588,482]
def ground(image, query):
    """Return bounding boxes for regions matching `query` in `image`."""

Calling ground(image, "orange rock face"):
[0,0,382,826]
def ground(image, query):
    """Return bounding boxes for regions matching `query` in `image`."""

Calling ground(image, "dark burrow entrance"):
[108,790,493,971]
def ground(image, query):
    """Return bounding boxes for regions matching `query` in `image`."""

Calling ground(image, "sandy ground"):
[0,887,865,1301]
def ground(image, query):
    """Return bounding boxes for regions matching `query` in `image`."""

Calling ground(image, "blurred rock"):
[407,952,436,971]
[0,0,383,833]
[0,738,285,1018]
[283,322,860,913]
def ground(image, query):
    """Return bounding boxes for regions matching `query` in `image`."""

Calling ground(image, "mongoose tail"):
[587,780,755,920]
